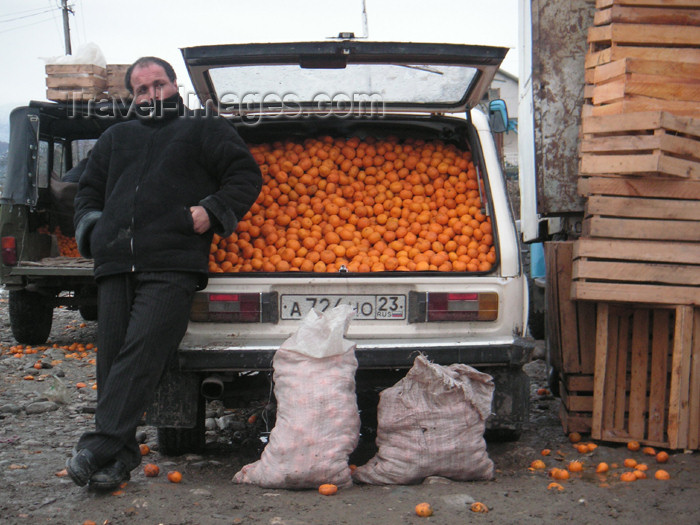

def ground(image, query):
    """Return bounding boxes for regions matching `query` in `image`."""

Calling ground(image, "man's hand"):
[190,206,211,234]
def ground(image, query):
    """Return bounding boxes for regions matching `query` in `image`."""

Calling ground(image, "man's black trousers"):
[77,271,199,470]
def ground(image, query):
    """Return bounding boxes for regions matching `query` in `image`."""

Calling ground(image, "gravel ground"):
[1,289,699,525]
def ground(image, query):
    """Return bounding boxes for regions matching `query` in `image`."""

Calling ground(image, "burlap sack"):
[233,305,360,489]
[352,354,495,485]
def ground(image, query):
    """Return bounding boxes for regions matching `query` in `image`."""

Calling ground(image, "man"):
[66,56,262,491]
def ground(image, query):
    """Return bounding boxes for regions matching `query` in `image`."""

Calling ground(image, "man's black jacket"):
[74,100,262,283]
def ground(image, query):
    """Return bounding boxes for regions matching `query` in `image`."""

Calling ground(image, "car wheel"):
[78,304,98,321]
[9,289,53,345]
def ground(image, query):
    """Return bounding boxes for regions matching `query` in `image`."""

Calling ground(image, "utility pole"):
[360,0,369,38]
[61,0,73,55]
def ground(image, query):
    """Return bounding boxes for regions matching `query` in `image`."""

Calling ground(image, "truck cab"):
[1,102,128,343]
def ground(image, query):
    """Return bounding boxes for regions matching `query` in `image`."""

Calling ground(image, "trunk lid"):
[181,41,508,117]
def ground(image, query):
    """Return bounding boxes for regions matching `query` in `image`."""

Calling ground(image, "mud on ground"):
[0,290,698,525]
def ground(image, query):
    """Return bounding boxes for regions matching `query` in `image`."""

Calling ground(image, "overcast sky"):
[0,0,519,141]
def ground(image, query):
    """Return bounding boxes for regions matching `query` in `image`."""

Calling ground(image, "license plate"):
[280,294,406,320]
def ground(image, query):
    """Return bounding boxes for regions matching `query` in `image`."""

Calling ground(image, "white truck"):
[1,40,532,454]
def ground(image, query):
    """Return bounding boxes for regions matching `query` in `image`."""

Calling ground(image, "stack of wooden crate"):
[45,64,107,102]
[585,0,700,117]
[552,0,700,447]
[545,242,597,434]
[46,63,132,102]
[574,111,700,305]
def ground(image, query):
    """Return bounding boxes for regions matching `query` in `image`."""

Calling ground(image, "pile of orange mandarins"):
[37,226,80,257]
[531,439,675,489]
[209,136,495,274]
[56,229,80,257]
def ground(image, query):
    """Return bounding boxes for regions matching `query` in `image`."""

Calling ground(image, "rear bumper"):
[177,337,534,371]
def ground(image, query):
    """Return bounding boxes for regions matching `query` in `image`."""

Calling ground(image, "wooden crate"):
[581,196,700,242]
[571,238,700,304]
[594,3,700,26]
[591,303,700,449]
[579,111,700,179]
[578,174,700,199]
[597,0,700,7]
[559,374,595,434]
[589,23,700,48]
[45,64,106,102]
[586,45,700,71]
[106,64,132,100]
[546,242,598,377]
[591,58,700,106]
[545,241,598,433]
[589,96,700,118]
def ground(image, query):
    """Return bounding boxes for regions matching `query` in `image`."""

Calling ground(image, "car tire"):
[9,289,53,345]
[78,304,98,321]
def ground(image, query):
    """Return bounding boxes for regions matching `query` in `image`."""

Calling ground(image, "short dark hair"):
[125,56,177,94]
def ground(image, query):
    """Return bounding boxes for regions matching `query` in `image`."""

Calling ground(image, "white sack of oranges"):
[233,305,360,489]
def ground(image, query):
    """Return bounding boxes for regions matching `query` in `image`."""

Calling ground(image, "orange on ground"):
[568,432,582,444]
[642,446,656,456]
[530,459,546,470]
[568,461,583,473]
[547,482,565,491]
[550,468,570,481]
[318,483,338,496]
[654,469,670,480]
[596,462,609,473]
[470,502,489,513]
[139,444,150,456]
[167,471,183,483]
[623,458,637,468]
[143,463,159,477]
[415,502,433,517]
[620,471,637,482]
[656,451,669,463]
[627,440,641,452]
[541,449,551,456]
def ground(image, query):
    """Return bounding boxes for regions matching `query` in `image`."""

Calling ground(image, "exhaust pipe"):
[201,375,225,400]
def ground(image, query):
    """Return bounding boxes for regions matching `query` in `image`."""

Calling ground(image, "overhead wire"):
[0,5,56,22]
[0,14,58,35]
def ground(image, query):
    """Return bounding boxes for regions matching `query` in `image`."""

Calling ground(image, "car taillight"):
[1,236,17,266]
[409,291,498,322]
[190,292,278,323]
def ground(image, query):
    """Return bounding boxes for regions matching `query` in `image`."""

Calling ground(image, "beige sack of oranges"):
[233,306,360,489]
[352,354,495,485]
[210,135,495,274]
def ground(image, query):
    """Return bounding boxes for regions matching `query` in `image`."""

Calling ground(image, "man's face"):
[131,63,178,104]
